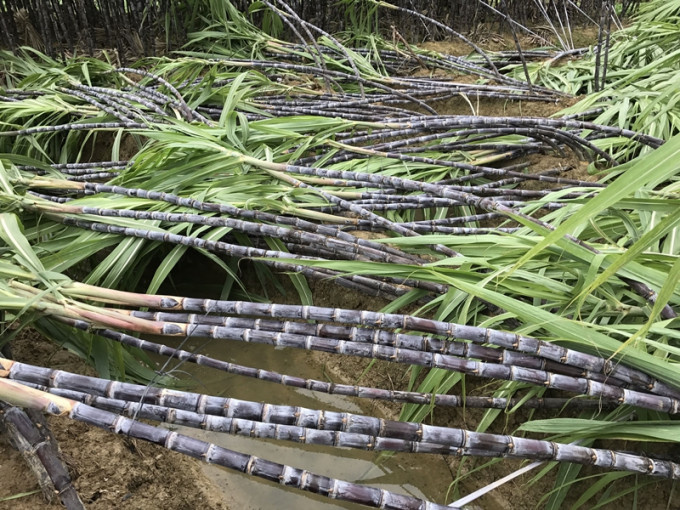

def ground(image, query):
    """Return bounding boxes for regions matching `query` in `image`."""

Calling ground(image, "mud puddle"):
[151,338,456,509]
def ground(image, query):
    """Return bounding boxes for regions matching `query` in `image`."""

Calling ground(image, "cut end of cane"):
[0,357,15,378]
[0,378,75,416]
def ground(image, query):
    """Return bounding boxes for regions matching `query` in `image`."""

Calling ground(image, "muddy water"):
[152,338,455,509]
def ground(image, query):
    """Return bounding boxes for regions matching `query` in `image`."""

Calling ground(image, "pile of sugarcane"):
[1,0,679,508]
[1,268,679,509]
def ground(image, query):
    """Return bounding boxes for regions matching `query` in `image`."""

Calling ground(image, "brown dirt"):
[0,330,228,510]
[418,26,602,56]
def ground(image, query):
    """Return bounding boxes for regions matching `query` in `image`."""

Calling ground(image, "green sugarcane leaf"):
[571,472,633,509]
[520,418,680,442]
[575,207,680,301]
[617,254,680,353]
[0,214,45,275]
[444,275,679,387]
[508,134,680,275]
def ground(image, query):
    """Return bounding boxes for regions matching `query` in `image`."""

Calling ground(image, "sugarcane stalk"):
[0,401,84,509]
[10,285,672,411]
[55,86,138,124]
[114,68,199,123]
[0,376,454,510]
[45,214,414,299]
[52,282,678,400]
[149,299,680,397]
[122,310,632,389]
[24,198,418,265]
[3,366,679,480]
[371,0,502,79]
[55,316,611,411]
[261,0,333,93]
[139,322,680,412]
[12,382,615,461]
[21,179,423,265]
[0,121,145,137]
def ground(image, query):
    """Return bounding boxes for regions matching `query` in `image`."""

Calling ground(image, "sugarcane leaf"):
[147,245,188,295]
[520,418,680,442]
[443,275,679,387]
[508,133,680,274]
[570,472,633,509]
[0,490,42,502]
[574,207,680,301]
[616,254,680,353]
[0,214,45,276]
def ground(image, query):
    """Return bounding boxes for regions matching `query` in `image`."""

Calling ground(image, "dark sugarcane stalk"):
[368,115,664,150]
[262,0,332,93]
[324,121,625,167]
[65,84,159,123]
[66,172,119,182]
[59,317,607,411]
[593,0,607,92]
[600,0,613,90]
[25,199,418,266]
[331,127,612,166]
[0,401,85,509]
[373,0,502,80]
[74,0,93,55]
[266,168,461,258]
[244,153,676,319]
[18,160,130,175]
[46,0,69,57]
[14,382,615,459]
[114,68,200,123]
[10,381,485,456]
[0,378,455,510]
[27,191,73,203]
[45,215,427,299]
[0,2,17,53]
[208,58,439,114]
[368,49,500,82]
[3,364,679,481]
[274,0,367,97]
[502,0,533,91]
[34,0,53,57]
[19,281,673,409]
[370,138,548,161]
[61,294,675,400]
[80,85,171,118]
[249,98,413,118]
[332,192,465,208]
[252,104,401,122]
[142,321,678,410]
[381,226,518,235]
[0,121,146,137]
[316,201,464,213]
[56,87,139,123]
[122,310,635,390]
[43,181,423,264]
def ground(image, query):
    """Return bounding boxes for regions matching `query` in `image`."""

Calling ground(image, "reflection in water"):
[150,337,454,509]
